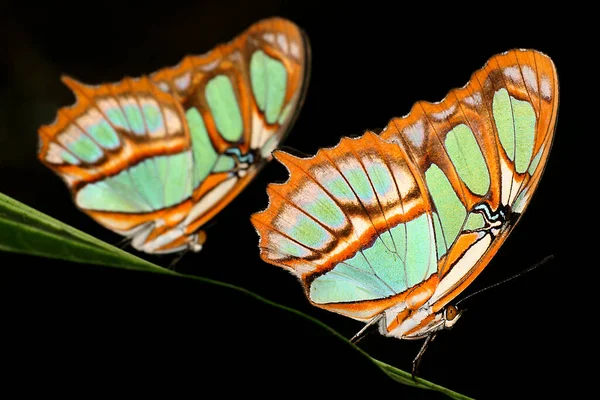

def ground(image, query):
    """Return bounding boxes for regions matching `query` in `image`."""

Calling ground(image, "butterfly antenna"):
[202,219,220,231]
[349,314,384,344]
[455,254,555,308]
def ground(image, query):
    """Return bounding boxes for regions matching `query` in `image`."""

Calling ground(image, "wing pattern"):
[38,18,310,254]
[252,49,558,338]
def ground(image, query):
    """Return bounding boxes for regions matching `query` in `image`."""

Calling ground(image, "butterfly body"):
[252,49,558,345]
[38,18,310,255]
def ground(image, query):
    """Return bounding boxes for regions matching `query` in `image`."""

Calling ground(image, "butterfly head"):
[189,230,207,253]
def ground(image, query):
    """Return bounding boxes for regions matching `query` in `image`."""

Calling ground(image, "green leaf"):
[0,192,171,275]
[0,191,472,399]
[371,359,474,399]
[170,273,475,399]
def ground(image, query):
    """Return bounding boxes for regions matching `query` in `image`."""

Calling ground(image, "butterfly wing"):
[252,132,440,320]
[251,49,558,338]
[380,49,558,320]
[38,17,310,254]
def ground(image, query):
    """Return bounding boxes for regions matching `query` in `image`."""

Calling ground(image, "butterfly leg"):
[116,235,132,249]
[412,332,438,379]
[168,247,190,270]
[349,314,384,344]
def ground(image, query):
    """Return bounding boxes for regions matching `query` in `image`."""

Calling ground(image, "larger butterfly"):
[251,49,558,373]
[37,17,310,255]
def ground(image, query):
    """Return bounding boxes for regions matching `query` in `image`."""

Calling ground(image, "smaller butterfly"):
[251,49,558,375]
[37,17,311,256]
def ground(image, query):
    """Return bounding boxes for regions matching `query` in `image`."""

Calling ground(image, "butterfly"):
[251,49,558,374]
[37,17,310,256]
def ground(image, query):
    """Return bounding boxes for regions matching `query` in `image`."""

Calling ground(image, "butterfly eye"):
[197,230,207,246]
[446,305,459,321]
[187,230,207,253]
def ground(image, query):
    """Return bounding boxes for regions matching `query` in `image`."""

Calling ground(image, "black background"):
[1,2,585,398]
